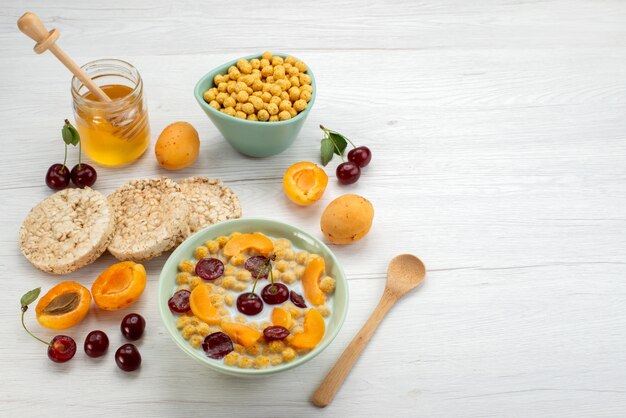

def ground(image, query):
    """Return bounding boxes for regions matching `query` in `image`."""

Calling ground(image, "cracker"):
[19,188,115,274]
[107,177,190,261]
[177,177,242,233]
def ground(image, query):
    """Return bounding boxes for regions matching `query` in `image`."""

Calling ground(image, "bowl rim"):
[157,218,348,376]
[193,52,317,127]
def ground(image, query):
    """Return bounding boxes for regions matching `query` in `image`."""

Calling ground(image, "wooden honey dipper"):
[17,12,148,141]
[17,12,112,102]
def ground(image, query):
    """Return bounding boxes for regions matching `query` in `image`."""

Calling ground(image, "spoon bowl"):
[386,254,426,298]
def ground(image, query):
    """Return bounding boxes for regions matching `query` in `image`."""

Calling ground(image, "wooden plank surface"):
[1,1,626,417]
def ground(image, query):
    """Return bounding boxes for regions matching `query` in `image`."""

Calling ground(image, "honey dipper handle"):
[17,12,111,102]
[311,288,398,408]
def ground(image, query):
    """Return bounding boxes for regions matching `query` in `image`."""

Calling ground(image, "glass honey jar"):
[71,59,150,166]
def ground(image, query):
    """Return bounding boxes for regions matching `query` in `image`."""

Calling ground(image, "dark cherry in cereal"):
[195,258,224,281]
[168,289,191,313]
[203,332,234,359]
[244,255,270,279]
[290,290,307,308]
[236,293,264,315]
[261,283,289,305]
[263,326,290,341]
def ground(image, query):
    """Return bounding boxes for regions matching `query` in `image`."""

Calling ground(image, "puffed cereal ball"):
[273,65,286,80]
[278,110,291,121]
[228,66,241,80]
[235,110,247,119]
[253,356,270,369]
[237,59,252,74]
[282,347,297,362]
[182,325,196,339]
[267,103,279,116]
[285,56,297,65]
[275,78,289,91]
[233,282,247,292]
[301,84,313,93]
[246,343,262,357]
[176,272,190,285]
[203,89,217,102]
[190,334,204,349]
[261,91,272,103]
[280,91,290,101]
[238,356,253,369]
[222,96,235,109]
[258,109,270,121]
[261,65,274,78]
[241,102,255,115]
[288,107,298,118]
[279,100,292,112]
[249,96,264,111]
[224,293,235,307]
[295,61,307,72]
[197,322,211,337]
[247,114,258,121]
[293,99,307,112]
[300,90,312,103]
[236,90,249,103]
[236,269,252,282]
[269,340,286,353]
[320,276,336,294]
[250,58,261,69]
[224,352,239,366]
[221,276,237,290]
[194,246,209,260]
[281,271,296,284]
[271,56,284,66]
[269,115,279,122]
[252,79,264,91]
[176,316,191,329]
[269,84,282,97]
[178,260,194,273]
[262,51,273,60]
[316,305,331,318]
[209,100,220,110]
[269,96,282,106]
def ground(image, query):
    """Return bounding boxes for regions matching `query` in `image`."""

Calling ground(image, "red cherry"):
[121,313,145,341]
[348,146,372,168]
[48,335,76,363]
[115,343,141,372]
[236,293,264,315]
[45,164,70,190]
[195,258,224,281]
[261,283,289,305]
[168,290,191,313]
[336,162,361,185]
[70,163,97,188]
[84,330,109,358]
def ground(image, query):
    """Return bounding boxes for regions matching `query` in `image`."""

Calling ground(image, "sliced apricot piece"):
[91,261,146,311]
[222,233,274,257]
[36,282,91,330]
[290,309,326,349]
[302,257,326,306]
[189,284,221,325]
[283,161,328,206]
[271,307,294,329]
[221,322,262,347]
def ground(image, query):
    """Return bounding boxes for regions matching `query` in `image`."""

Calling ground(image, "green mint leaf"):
[328,132,347,156]
[320,138,334,166]
[20,287,41,307]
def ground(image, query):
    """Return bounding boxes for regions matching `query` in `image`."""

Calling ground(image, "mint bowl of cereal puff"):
[194,52,316,158]
[158,218,348,376]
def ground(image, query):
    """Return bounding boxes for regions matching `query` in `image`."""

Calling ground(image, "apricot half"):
[222,233,274,257]
[91,262,146,310]
[189,284,221,325]
[290,309,325,349]
[271,307,294,329]
[36,282,91,330]
[283,162,328,206]
[302,257,326,306]
[221,322,262,347]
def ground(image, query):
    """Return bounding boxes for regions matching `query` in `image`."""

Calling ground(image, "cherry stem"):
[62,144,68,171]
[249,260,271,297]
[21,307,50,347]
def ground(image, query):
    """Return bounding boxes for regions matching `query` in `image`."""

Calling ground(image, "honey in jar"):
[71,59,150,167]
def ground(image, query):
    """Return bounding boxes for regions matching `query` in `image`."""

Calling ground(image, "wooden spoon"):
[17,12,146,140]
[311,254,426,408]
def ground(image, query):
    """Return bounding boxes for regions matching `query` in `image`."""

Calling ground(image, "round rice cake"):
[107,177,190,261]
[19,188,115,274]
[177,177,242,233]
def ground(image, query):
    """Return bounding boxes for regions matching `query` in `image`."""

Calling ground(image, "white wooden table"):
[2,1,626,416]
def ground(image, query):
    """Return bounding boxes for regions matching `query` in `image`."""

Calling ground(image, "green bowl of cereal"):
[194,52,316,158]
[158,218,348,376]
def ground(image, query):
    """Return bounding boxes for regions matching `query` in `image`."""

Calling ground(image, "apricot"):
[189,284,221,325]
[320,194,374,244]
[283,162,328,206]
[91,262,146,311]
[290,309,325,349]
[302,257,326,306]
[222,233,274,257]
[221,322,262,347]
[271,307,294,329]
[36,282,91,330]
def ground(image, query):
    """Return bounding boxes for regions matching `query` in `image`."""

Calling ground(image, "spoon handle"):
[311,288,397,408]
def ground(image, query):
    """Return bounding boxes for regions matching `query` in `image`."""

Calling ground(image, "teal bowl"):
[157,218,348,376]
[194,53,317,157]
